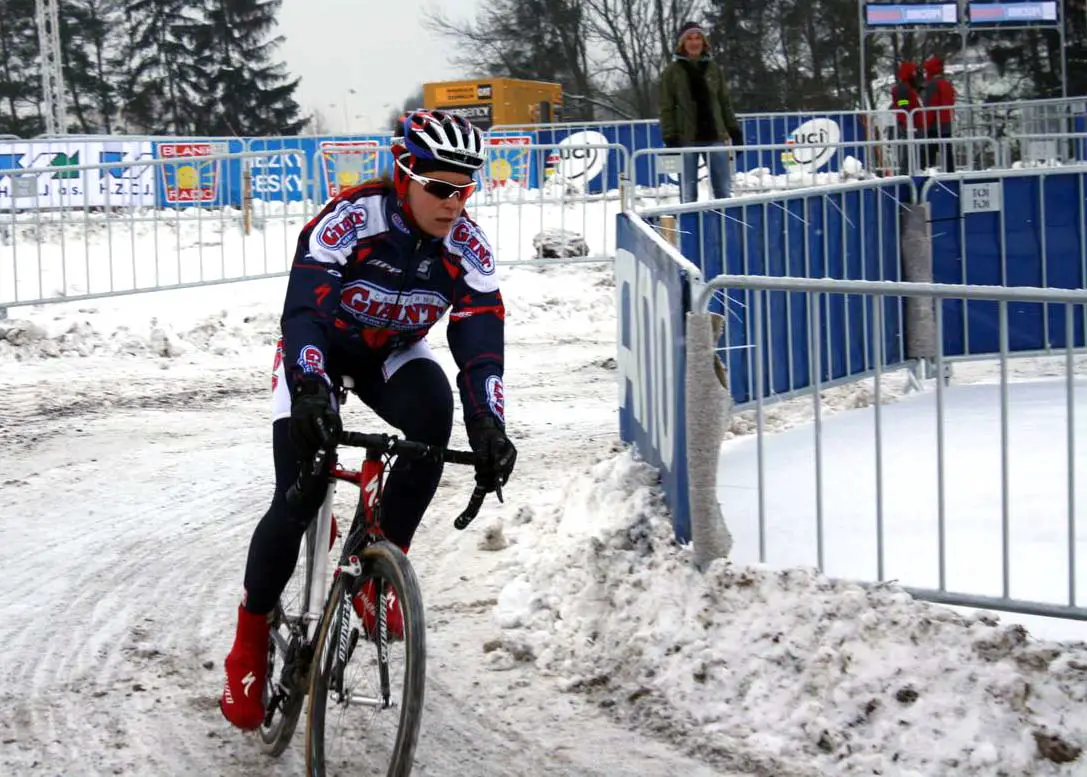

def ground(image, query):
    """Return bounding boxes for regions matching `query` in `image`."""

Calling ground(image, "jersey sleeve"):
[443,217,506,426]
[281,195,372,388]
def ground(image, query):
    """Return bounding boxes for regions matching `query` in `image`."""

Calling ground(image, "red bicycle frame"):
[330,448,387,546]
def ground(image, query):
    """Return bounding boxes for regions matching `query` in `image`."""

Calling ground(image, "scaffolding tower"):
[36,0,66,135]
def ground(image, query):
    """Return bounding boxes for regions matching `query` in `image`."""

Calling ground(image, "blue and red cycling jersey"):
[279,180,505,425]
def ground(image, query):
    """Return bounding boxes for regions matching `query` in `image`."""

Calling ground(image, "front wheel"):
[306,541,427,777]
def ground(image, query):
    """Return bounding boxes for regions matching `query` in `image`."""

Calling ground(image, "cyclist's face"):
[408,170,474,238]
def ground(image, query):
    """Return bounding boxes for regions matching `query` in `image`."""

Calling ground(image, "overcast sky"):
[275,0,481,133]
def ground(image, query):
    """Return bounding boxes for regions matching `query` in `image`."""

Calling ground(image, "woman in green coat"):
[659,21,743,202]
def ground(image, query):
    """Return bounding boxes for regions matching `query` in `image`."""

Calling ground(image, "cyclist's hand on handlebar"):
[290,373,342,456]
[466,414,517,494]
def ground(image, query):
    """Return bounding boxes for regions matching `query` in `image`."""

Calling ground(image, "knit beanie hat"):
[676,21,708,51]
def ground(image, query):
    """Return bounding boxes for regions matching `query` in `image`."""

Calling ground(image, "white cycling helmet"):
[394,109,486,174]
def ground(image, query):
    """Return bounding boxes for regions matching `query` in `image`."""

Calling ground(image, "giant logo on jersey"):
[340,281,449,330]
[318,202,368,250]
[450,222,495,275]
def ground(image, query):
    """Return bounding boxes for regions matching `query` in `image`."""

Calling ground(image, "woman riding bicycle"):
[220,110,517,731]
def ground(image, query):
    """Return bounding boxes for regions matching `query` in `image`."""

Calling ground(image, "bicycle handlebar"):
[285,431,489,531]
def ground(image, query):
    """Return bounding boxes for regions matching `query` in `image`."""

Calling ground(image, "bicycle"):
[255,411,491,776]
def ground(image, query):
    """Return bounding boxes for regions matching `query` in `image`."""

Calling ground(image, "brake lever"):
[453,485,488,530]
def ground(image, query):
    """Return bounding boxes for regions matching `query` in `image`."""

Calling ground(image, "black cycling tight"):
[242,357,453,614]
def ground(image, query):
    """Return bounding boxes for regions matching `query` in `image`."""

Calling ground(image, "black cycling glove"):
[289,374,342,457]
[466,414,517,493]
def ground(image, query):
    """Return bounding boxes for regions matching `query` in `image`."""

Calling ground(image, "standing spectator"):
[923,55,956,172]
[659,20,743,203]
[889,61,923,173]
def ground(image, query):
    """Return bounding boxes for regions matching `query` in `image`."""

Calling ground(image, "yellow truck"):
[422,78,563,129]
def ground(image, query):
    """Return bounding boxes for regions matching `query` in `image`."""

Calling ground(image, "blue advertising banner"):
[243,136,391,203]
[150,139,245,208]
[616,213,693,542]
[928,174,1087,357]
[679,181,908,406]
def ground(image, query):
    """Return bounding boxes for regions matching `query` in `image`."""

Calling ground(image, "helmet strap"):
[390,146,421,231]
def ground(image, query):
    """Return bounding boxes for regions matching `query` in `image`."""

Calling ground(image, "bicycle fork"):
[306,482,337,642]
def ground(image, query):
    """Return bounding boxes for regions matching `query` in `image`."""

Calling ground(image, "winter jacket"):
[889,62,922,131]
[659,54,742,147]
[279,180,505,426]
[922,56,955,127]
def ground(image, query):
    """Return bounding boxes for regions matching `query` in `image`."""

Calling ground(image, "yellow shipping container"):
[422,78,562,129]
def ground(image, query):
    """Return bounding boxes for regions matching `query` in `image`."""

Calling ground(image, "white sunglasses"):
[396,157,478,200]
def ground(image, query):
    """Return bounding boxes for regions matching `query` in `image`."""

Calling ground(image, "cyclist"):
[220,110,517,731]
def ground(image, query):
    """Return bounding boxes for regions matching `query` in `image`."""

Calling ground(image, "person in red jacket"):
[923,55,956,171]
[889,62,922,173]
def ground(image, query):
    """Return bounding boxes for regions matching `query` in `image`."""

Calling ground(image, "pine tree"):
[117,0,204,134]
[189,0,306,136]
[60,0,124,133]
[0,0,44,136]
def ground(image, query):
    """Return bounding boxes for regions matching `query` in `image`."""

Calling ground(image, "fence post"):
[900,201,938,381]
[686,296,734,569]
[660,214,678,248]
[242,162,252,236]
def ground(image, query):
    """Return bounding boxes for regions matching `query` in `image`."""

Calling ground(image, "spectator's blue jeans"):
[680,141,732,203]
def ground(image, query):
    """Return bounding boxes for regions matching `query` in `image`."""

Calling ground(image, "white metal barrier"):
[0,150,313,309]
[693,274,1087,621]
[628,137,996,209]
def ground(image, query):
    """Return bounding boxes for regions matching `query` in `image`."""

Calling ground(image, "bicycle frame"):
[301,449,386,643]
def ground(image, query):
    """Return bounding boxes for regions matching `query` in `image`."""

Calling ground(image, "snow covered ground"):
[4,199,1087,776]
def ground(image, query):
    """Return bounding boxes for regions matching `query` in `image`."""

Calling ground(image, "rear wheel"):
[259,522,316,755]
[305,541,427,777]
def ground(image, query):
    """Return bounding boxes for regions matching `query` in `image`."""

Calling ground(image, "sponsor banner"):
[151,139,244,207]
[318,139,382,199]
[0,114,870,210]
[615,213,692,541]
[482,133,535,190]
[0,140,155,210]
[535,127,630,194]
[244,136,392,203]
[735,114,866,176]
[438,103,493,130]
[543,130,612,192]
[156,141,230,205]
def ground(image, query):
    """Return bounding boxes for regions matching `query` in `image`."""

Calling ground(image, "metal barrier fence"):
[642,178,916,406]
[634,165,1087,396]
[0,150,313,308]
[697,273,1087,621]
[628,137,997,209]
[919,166,1087,363]
[0,143,628,309]
[300,140,628,268]
[472,142,628,270]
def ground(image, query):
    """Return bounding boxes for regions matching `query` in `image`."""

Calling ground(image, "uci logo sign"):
[784,118,841,171]
[550,130,609,186]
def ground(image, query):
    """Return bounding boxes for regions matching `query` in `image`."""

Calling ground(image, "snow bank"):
[493,448,1087,776]
[0,305,280,361]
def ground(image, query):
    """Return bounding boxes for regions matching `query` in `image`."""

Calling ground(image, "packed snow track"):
[0,302,743,776]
